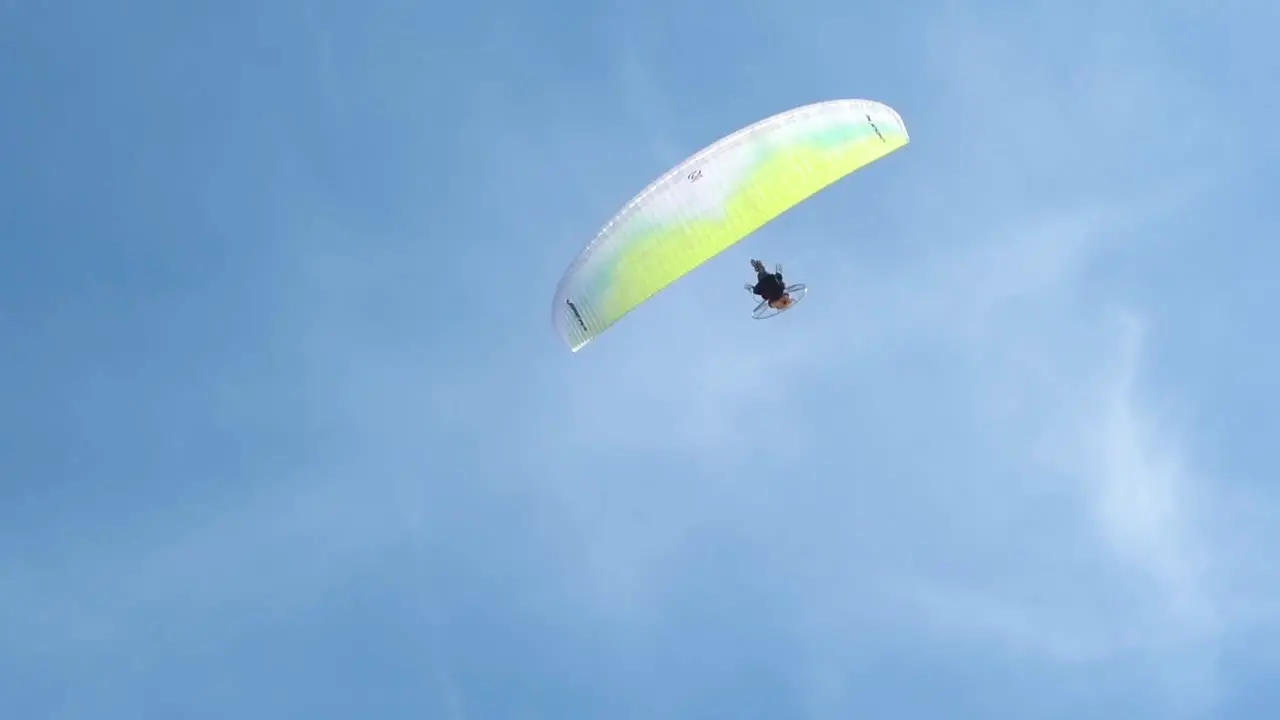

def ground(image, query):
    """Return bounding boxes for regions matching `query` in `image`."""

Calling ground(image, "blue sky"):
[2,0,1278,718]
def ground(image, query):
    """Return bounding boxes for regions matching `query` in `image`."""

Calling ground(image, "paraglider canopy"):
[552,98,910,351]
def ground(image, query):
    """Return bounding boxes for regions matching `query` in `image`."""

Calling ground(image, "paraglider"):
[745,259,806,319]
[552,98,910,351]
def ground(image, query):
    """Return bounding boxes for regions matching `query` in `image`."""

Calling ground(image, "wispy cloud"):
[898,309,1223,700]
